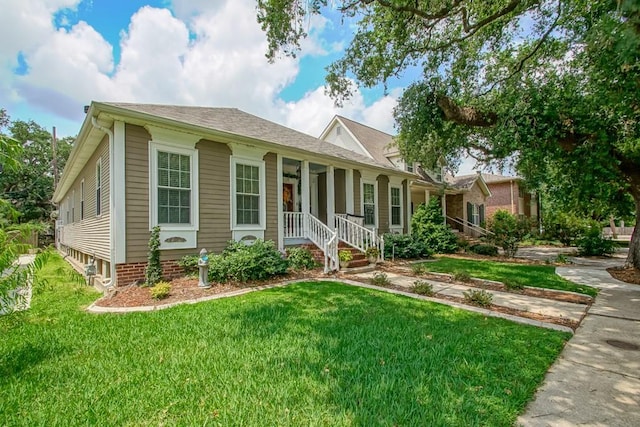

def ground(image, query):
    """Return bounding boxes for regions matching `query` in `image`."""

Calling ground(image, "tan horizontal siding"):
[264,153,278,243]
[125,126,234,263]
[353,170,361,215]
[59,135,110,260]
[377,175,389,234]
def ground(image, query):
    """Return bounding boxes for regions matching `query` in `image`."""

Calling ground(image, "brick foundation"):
[115,260,183,286]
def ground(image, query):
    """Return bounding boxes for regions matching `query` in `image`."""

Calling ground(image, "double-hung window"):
[157,151,191,224]
[80,180,85,220]
[390,187,402,227]
[363,183,376,226]
[235,163,260,225]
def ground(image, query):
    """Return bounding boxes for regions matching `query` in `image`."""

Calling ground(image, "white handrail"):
[307,214,338,271]
[334,215,384,261]
[446,215,494,237]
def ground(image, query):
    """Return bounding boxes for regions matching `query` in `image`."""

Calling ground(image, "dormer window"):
[406,162,414,173]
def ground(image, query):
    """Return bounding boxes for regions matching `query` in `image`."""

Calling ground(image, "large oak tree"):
[258,0,640,268]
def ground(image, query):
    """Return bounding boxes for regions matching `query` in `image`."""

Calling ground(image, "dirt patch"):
[94,268,332,308]
[607,267,640,285]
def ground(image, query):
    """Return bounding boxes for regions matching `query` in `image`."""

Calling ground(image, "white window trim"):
[149,141,200,232]
[230,156,266,231]
[80,179,85,221]
[96,158,102,217]
[71,189,75,223]
[361,179,378,228]
[389,185,404,229]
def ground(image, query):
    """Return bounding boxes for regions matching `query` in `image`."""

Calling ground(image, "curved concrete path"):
[518,257,640,427]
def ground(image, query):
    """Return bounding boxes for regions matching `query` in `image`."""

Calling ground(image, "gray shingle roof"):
[101,103,403,172]
[335,115,396,167]
[481,173,520,183]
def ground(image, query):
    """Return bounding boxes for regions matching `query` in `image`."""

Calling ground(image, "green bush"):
[487,210,529,257]
[462,289,493,307]
[383,233,432,259]
[177,255,199,275]
[576,224,617,256]
[543,212,588,246]
[286,247,317,270]
[208,240,289,283]
[503,279,525,291]
[370,272,391,286]
[411,199,459,254]
[150,281,171,300]
[145,226,163,286]
[410,263,427,275]
[469,244,499,256]
[453,270,471,282]
[411,280,435,296]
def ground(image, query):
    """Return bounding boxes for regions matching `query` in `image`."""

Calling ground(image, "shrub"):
[370,272,391,286]
[462,289,493,307]
[177,254,199,275]
[286,247,317,270]
[150,281,171,300]
[503,279,525,291]
[208,240,289,283]
[576,223,617,256]
[383,233,432,259]
[487,210,528,257]
[145,226,162,286]
[469,244,499,256]
[411,200,459,254]
[411,280,434,296]
[411,263,427,275]
[338,249,353,263]
[453,270,471,282]
[543,212,588,246]
[555,254,570,264]
[365,246,380,259]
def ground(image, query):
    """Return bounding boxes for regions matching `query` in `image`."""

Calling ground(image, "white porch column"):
[441,193,447,225]
[301,160,310,235]
[345,168,354,214]
[327,165,335,228]
[425,189,430,204]
[406,180,411,234]
[277,154,284,251]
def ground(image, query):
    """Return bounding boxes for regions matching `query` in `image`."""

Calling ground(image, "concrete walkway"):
[518,258,640,427]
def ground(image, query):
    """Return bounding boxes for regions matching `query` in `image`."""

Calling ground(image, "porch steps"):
[340,264,376,274]
[337,243,370,269]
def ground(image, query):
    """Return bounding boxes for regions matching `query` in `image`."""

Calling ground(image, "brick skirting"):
[116,260,183,286]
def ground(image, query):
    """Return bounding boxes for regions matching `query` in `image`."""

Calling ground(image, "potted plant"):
[365,246,380,264]
[338,249,353,268]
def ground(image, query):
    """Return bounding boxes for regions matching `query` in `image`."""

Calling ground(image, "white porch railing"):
[334,215,384,261]
[284,212,338,272]
[446,215,493,237]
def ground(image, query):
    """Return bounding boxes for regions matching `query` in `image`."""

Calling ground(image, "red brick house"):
[482,174,539,220]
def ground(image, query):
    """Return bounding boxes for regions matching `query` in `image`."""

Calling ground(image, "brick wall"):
[486,181,516,218]
[116,260,183,286]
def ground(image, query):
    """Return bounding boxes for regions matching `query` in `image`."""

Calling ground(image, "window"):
[363,183,376,226]
[435,168,443,182]
[157,151,191,224]
[336,125,342,136]
[235,163,260,225]
[65,197,69,224]
[472,204,479,225]
[390,187,402,226]
[406,162,414,173]
[80,180,85,220]
[96,158,102,216]
[71,190,75,223]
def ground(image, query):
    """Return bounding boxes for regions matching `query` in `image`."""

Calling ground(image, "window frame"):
[361,181,377,227]
[80,179,85,220]
[230,156,266,230]
[71,189,75,223]
[149,142,199,232]
[95,158,102,217]
[389,186,403,228]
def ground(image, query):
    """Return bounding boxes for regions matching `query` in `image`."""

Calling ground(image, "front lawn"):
[421,257,598,297]
[0,253,570,426]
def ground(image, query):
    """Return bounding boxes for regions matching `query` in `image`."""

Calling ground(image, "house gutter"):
[90,116,116,288]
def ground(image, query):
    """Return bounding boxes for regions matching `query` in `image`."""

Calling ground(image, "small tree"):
[488,210,528,258]
[411,199,458,254]
[145,226,162,286]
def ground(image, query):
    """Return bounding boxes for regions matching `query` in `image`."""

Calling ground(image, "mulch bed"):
[607,266,640,285]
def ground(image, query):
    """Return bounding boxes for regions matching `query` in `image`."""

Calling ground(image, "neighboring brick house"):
[482,174,539,220]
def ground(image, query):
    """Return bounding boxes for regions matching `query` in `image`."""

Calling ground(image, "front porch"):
[276,157,410,272]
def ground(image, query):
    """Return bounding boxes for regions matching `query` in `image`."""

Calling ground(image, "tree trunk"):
[625,181,640,270]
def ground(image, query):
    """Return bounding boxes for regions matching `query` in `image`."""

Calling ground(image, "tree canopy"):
[258,0,640,268]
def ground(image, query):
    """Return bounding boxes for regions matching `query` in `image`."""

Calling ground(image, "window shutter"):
[479,204,485,225]
[467,202,473,225]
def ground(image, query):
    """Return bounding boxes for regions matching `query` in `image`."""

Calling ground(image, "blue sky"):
[0,0,403,137]
[0,0,478,172]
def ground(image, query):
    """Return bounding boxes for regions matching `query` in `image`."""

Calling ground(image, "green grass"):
[0,253,571,426]
[421,257,598,297]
